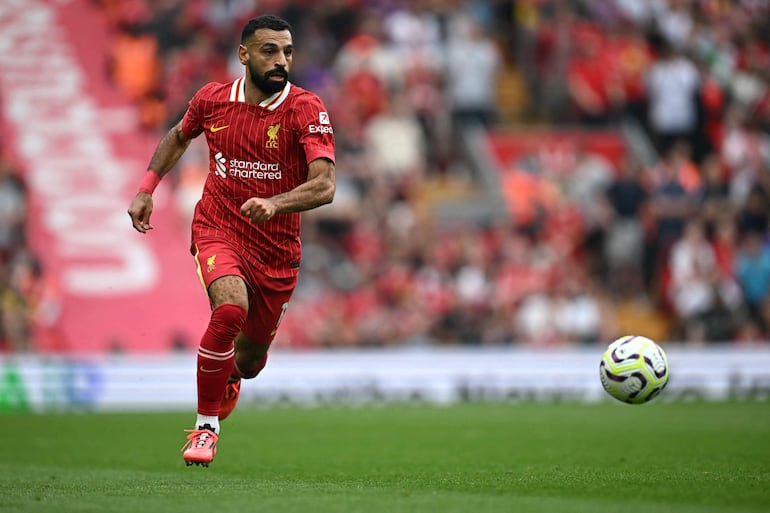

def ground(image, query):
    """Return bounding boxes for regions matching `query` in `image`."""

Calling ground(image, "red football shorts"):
[193,238,298,345]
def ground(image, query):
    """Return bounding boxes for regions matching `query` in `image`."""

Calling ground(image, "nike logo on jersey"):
[199,366,223,373]
[210,124,229,133]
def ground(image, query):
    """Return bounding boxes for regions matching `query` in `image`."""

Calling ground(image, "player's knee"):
[212,303,248,331]
[211,296,249,313]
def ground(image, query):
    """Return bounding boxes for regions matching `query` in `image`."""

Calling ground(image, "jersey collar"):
[230,77,291,111]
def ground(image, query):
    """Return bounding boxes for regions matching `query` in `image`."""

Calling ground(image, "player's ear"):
[238,44,249,65]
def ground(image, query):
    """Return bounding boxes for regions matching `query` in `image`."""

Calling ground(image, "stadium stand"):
[1,0,769,352]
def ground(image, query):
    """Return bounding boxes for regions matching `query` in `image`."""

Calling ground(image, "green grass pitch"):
[3,401,769,513]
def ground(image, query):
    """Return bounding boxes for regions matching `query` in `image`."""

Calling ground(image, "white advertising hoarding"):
[1,346,769,412]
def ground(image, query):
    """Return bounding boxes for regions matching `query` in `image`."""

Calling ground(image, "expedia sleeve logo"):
[308,111,333,134]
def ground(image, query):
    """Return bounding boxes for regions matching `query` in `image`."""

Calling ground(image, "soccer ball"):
[599,335,669,404]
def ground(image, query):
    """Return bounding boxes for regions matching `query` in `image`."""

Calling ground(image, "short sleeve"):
[294,93,336,164]
[180,86,208,139]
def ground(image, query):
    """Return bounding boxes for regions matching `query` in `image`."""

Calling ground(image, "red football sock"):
[196,303,247,416]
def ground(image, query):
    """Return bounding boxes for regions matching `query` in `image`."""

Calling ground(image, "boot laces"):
[181,428,217,451]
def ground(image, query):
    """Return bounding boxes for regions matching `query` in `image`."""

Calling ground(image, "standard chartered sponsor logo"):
[214,152,227,177]
[229,159,279,172]
[213,152,281,179]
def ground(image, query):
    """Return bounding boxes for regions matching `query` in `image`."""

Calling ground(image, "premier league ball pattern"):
[599,335,669,404]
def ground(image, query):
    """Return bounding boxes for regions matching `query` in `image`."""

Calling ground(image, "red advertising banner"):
[486,129,627,172]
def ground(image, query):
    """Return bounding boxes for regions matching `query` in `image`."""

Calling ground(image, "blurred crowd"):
[0,153,63,352]
[4,0,770,350]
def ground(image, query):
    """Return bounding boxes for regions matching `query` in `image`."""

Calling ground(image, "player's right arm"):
[127,121,192,233]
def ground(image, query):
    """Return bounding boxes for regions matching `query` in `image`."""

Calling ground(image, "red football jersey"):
[181,78,336,278]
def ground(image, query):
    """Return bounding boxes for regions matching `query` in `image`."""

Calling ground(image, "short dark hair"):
[241,15,292,43]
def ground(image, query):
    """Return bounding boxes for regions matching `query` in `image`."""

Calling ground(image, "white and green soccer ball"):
[599,335,669,404]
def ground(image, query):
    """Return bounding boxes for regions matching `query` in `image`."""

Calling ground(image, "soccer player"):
[127,15,336,466]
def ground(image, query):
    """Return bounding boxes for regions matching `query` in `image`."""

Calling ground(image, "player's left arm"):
[240,157,335,224]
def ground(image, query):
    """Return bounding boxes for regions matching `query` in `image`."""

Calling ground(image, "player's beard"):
[250,65,288,95]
